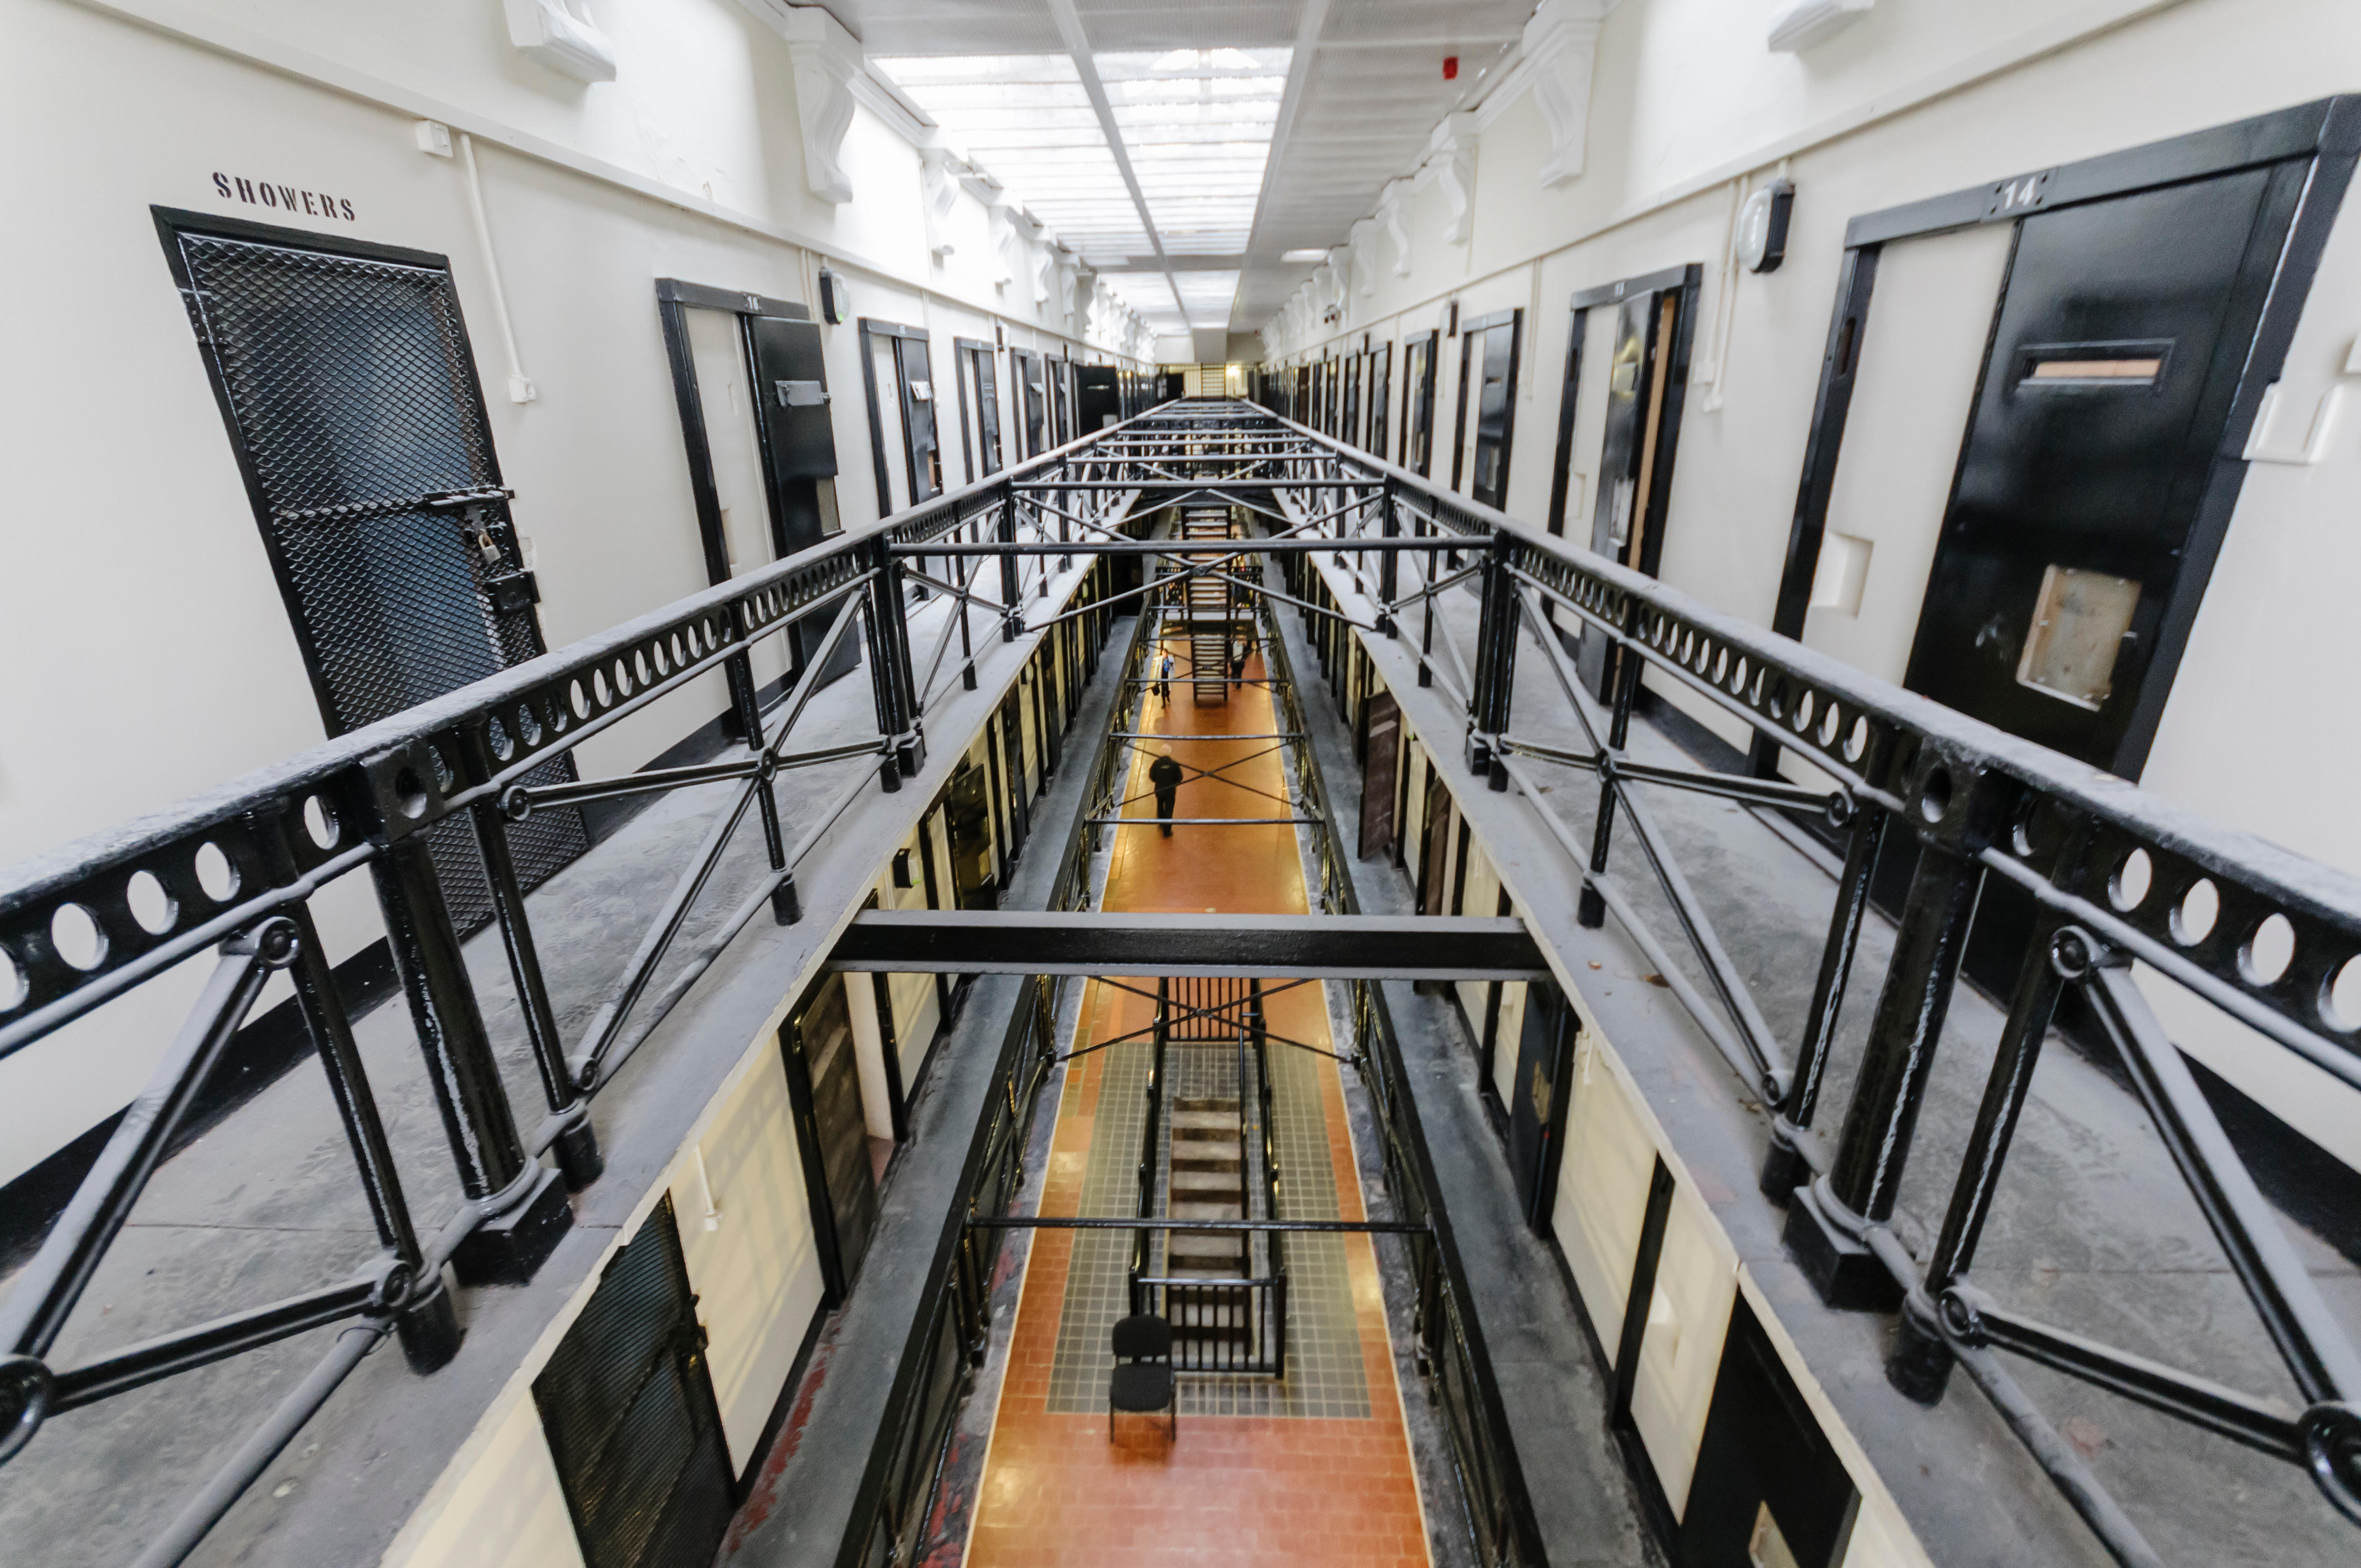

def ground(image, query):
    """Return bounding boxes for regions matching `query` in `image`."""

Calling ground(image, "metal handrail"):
[1240,398,2361,1551]
[0,406,1160,1565]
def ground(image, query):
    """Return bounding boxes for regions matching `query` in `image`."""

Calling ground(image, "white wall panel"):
[1628,1180,1739,1518]
[383,1395,586,1568]
[668,1045,825,1474]
[1549,1034,1657,1356]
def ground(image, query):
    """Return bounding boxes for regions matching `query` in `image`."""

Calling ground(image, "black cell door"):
[1465,313,1522,510]
[1403,333,1437,475]
[1577,271,1700,696]
[1358,692,1401,860]
[534,1196,734,1568]
[743,304,859,687]
[746,312,839,550]
[999,695,1032,855]
[1903,167,2304,776]
[894,337,943,502]
[1507,978,1575,1227]
[1077,364,1120,431]
[158,208,586,924]
[945,763,998,909]
[1676,1297,1860,1568]
[1014,351,1048,456]
[783,973,879,1298]
[1888,167,2309,998]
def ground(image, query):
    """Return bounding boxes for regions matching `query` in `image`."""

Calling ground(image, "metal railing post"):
[1576,592,1646,928]
[464,779,602,1187]
[1890,909,2073,1402]
[362,750,569,1286]
[1761,803,1888,1201]
[1785,753,1992,1310]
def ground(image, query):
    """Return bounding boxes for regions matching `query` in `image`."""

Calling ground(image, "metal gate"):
[156,209,587,925]
[533,1197,735,1568]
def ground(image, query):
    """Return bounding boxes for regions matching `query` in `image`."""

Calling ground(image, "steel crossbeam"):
[828,910,1549,980]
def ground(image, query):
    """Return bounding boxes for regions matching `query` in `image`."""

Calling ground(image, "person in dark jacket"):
[1148,743,1185,836]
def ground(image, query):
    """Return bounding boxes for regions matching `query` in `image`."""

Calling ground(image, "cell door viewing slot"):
[656,279,853,694]
[156,206,586,927]
[858,317,941,513]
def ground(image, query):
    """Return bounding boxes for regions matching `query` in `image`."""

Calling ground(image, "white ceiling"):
[838,0,1537,342]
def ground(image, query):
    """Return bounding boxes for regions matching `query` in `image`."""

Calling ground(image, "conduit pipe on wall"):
[459,133,537,404]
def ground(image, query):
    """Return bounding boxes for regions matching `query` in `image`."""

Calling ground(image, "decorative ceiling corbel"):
[1376,179,1414,277]
[742,3,863,204]
[1415,113,1478,245]
[918,145,962,260]
[1525,0,1608,187]
[987,201,1019,288]
[1325,246,1352,312]
[1349,218,1379,298]
[1028,230,1055,307]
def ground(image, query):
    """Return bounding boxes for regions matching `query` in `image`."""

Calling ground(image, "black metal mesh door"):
[162,215,586,922]
[534,1196,735,1568]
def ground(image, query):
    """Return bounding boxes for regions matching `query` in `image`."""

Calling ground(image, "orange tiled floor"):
[963,636,1432,1567]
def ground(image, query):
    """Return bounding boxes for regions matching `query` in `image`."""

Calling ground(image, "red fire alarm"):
[1443,55,1459,81]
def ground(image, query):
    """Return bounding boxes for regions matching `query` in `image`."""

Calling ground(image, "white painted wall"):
[668,1045,826,1473]
[0,0,1144,1185]
[1260,0,2361,1170]
[383,1388,586,1568]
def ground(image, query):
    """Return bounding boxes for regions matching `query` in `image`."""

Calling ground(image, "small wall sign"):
[211,173,356,223]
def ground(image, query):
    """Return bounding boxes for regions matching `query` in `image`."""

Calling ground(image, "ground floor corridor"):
[960,629,1433,1566]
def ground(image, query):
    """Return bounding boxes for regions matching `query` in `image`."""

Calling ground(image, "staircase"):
[1165,1094,1252,1349]
[1178,505,1235,705]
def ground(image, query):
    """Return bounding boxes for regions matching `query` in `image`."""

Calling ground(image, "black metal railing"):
[1221,399,2361,1555]
[1254,582,1550,1568]
[832,593,1155,1568]
[0,409,1162,1565]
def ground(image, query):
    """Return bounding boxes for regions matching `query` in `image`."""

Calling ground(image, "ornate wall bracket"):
[1526,0,1607,187]
[741,2,861,204]
[1416,114,1478,245]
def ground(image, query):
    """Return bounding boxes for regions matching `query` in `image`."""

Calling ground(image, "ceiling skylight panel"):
[1099,271,1186,332]
[1095,48,1287,268]
[872,53,1146,263]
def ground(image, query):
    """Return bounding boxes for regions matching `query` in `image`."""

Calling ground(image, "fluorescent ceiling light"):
[1280,248,1326,263]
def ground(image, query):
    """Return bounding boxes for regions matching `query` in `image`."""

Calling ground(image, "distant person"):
[1155,651,1174,706]
[1229,639,1249,690]
[1148,743,1184,837]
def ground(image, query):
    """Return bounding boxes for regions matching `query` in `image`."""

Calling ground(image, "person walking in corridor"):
[1148,743,1184,837]
[1229,638,1249,691]
[1155,651,1174,707]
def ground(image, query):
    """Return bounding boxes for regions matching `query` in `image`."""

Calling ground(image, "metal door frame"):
[1758,95,2361,778]
[1558,265,1703,564]
[653,279,817,591]
[153,206,551,734]
[856,317,938,513]
[1452,307,1527,508]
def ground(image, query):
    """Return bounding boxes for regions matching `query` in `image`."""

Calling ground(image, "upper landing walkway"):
[5,402,2360,1568]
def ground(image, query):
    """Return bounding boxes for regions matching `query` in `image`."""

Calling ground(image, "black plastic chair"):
[1108,1313,1176,1440]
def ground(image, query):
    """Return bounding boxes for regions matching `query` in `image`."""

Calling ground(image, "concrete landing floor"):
[1308,542,2361,1567]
